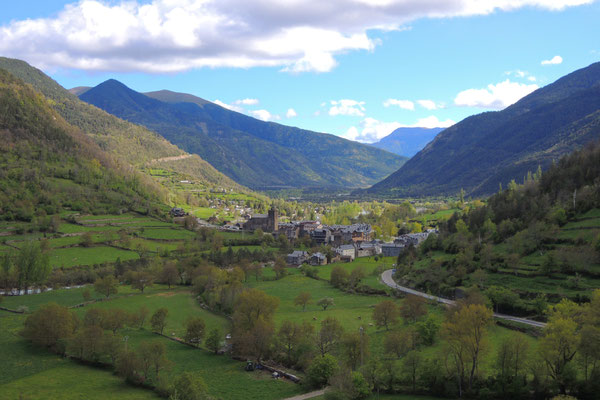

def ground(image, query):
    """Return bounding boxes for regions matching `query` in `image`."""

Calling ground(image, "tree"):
[348,266,366,288]
[151,308,168,335]
[372,300,399,330]
[400,294,427,323]
[442,303,493,396]
[317,297,335,311]
[16,241,51,295]
[539,316,579,394]
[21,303,78,352]
[384,329,415,359]
[133,305,149,329]
[205,328,222,354]
[277,320,314,366]
[496,332,529,384]
[102,308,130,334]
[330,266,349,288]
[138,341,169,379]
[294,292,312,312]
[317,316,344,356]
[273,257,287,280]
[402,350,422,392]
[116,350,140,383]
[307,354,339,388]
[94,275,118,298]
[160,262,179,289]
[80,232,93,248]
[184,317,206,347]
[341,331,370,371]
[101,333,123,364]
[416,315,440,345]
[129,270,154,293]
[170,372,210,400]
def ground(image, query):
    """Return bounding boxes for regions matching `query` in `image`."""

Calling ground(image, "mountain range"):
[370,127,445,157]
[78,81,406,190]
[0,57,245,192]
[368,61,600,197]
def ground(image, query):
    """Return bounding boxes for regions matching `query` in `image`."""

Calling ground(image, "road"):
[380,270,547,329]
[282,389,326,400]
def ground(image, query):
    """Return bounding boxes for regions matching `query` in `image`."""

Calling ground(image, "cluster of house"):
[285,230,436,266]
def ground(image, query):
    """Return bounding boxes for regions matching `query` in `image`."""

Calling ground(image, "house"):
[356,242,380,258]
[244,208,278,232]
[310,228,331,245]
[335,244,356,262]
[169,207,187,217]
[278,223,299,240]
[286,250,309,266]
[381,243,405,257]
[309,252,327,266]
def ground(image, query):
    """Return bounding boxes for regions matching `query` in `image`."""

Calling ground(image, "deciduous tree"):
[184,317,206,347]
[294,292,312,312]
[151,308,168,335]
[372,300,399,330]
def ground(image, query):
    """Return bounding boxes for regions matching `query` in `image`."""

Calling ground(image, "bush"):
[307,354,339,388]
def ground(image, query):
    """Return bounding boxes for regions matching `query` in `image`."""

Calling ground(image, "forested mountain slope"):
[81,81,406,190]
[0,69,163,219]
[0,57,243,191]
[370,127,444,157]
[368,62,600,197]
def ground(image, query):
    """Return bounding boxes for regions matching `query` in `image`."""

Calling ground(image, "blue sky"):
[1,0,599,142]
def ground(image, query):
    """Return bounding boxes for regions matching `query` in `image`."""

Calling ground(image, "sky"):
[1,0,599,143]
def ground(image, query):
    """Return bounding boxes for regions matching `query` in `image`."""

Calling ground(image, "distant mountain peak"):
[370,127,444,158]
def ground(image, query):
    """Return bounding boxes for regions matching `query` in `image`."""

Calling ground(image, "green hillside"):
[81,82,406,190]
[0,57,243,192]
[0,68,164,219]
[368,61,600,197]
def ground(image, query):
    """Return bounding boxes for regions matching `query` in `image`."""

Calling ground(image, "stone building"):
[244,208,279,232]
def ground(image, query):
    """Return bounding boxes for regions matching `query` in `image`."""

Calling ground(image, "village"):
[236,208,435,266]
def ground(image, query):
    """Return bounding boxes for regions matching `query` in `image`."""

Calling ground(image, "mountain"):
[370,127,444,157]
[368,62,600,197]
[0,68,163,219]
[0,57,243,191]
[69,86,91,96]
[79,82,406,190]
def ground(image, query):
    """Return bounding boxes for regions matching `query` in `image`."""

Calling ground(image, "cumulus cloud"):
[234,98,259,105]
[0,0,590,73]
[286,108,298,118]
[249,109,280,121]
[383,99,415,110]
[416,99,440,110]
[454,79,538,109]
[541,55,563,65]
[343,115,454,142]
[213,99,244,113]
[329,99,366,117]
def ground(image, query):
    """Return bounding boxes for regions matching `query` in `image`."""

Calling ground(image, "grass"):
[0,363,160,400]
[138,228,195,240]
[315,257,396,291]
[49,246,139,268]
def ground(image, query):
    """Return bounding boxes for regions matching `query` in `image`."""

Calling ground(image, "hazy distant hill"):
[368,62,600,197]
[80,82,406,190]
[0,57,243,191]
[370,127,444,157]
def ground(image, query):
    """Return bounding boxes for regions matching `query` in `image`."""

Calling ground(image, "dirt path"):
[282,389,326,400]
[148,154,193,163]
[381,270,547,328]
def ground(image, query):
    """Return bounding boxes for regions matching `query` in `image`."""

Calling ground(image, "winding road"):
[381,270,547,329]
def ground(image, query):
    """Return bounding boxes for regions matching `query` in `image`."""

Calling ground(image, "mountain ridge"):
[368,61,600,197]
[369,127,445,157]
[79,80,406,190]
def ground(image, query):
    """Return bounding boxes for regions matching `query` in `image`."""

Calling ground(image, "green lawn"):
[316,257,396,290]
[139,228,196,240]
[49,246,140,268]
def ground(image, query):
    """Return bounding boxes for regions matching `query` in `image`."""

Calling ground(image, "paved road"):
[282,389,326,400]
[381,270,547,329]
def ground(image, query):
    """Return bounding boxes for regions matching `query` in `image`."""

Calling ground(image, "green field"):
[49,246,140,268]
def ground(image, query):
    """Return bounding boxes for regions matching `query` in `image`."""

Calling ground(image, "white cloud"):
[329,99,366,117]
[541,55,563,65]
[249,109,280,121]
[343,115,454,143]
[0,0,590,73]
[383,99,414,110]
[286,108,298,118]
[213,99,244,113]
[234,98,259,105]
[454,79,538,109]
[416,99,439,110]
